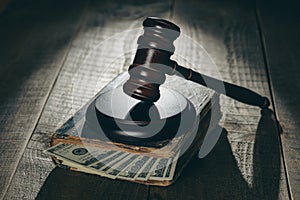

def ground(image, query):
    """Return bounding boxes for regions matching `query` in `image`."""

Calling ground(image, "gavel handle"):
[172,62,270,108]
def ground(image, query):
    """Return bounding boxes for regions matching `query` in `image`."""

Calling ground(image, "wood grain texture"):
[257,1,300,199]
[0,0,88,199]
[1,0,296,199]
[149,0,289,199]
[3,0,173,199]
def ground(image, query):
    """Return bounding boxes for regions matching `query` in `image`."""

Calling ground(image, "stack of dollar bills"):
[45,73,220,186]
[45,142,180,184]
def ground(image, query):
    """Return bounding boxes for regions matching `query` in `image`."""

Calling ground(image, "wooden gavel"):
[123,17,270,108]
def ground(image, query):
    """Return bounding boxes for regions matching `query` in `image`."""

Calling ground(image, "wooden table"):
[0,0,299,199]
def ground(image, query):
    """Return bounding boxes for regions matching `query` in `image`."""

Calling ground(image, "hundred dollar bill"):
[117,156,151,180]
[62,151,129,178]
[164,151,180,181]
[89,151,127,171]
[45,143,115,167]
[45,143,119,177]
[106,154,140,178]
[148,158,170,181]
[60,159,102,175]
[135,157,158,181]
[97,152,130,174]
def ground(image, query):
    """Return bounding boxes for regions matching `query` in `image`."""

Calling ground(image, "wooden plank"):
[0,0,88,199]
[257,1,300,199]
[3,1,174,199]
[149,0,290,199]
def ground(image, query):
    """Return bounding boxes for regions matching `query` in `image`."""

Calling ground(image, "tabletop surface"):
[0,0,299,199]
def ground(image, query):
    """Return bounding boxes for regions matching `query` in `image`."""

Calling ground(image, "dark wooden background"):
[0,0,299,199]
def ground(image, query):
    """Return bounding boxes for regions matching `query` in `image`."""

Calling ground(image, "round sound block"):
[94,86,196,146]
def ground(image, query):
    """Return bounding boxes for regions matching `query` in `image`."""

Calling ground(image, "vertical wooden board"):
[257,1,300,199]
[0,0,88,199]
[4,1,173,199]
[149,0,289,199]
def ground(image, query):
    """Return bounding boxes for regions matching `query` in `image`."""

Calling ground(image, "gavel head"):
[123,17,180,102]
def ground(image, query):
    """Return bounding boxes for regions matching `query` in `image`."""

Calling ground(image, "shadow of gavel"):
[123,17,270,108]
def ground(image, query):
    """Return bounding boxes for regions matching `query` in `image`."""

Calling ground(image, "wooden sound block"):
[93,86,196,146]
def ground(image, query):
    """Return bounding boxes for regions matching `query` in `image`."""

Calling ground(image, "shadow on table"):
[150,108,282,199]
[36,108,282,200]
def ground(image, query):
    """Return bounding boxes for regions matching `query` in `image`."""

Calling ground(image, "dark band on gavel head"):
[123,17,181,102]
